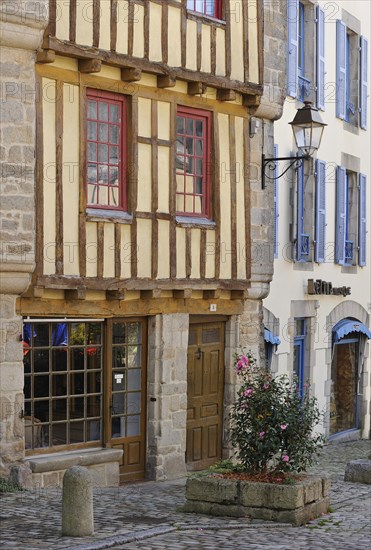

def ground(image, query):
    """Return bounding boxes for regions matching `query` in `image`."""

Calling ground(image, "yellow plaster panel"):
[235,116,246,279]
[201,25,211,74]
[149,2,162,61]
[136,218,152,278]
[85,290,106,301]
[157,101,170,140]
[190,229,201,279]
[176,227,186,278]
[62,84,80,276]
[100,0,111,51]
[205,230,216,279]
[157,146,170,213]
[172,80,188,94]
[138,73,158,87]
[86,222,98,278]
[116,0,129,55]
[99,65,121,80]
[168,6,182,67]
[186,19,197,71]
[120,224,132,279]
[42,78,56,275]
[56,0,69,41]
[52,56,79,71]
[138,98,152,138]
[133,4,145,58]
[215,28,226,76]
[137,144,152,211]
[218,113,232,279]
[157,220,170,279]
[103,224,115,278]
[76,0,94,47]
[42,289,65,300]
[230,2,244,82]
[248,0,259,83]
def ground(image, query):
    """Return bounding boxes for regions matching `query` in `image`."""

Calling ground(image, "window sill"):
[86,208,133,224]
[186,10,226,27]
[341,264,358,274]
[176,216,216,229]
[293,260,314,272]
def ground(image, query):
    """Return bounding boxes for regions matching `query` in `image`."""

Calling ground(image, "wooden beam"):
[78,59,102,74]
[36,49,56,64]
[106,290,126,301]
[173,289,193,299]
[157,74,176,88]
[140,289,163,300]
[65,288,86,300]
[217,89,237,102]
[187,81,207,95]
[121,67,142,81]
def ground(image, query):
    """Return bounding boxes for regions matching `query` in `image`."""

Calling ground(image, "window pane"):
[109,104,119,122]
[127,392,141,414]
[113,323,126,344]
[110,146,119,164]
[110,186,119,206]
[87,395,100,417]
[88,121,97,140]
[87,419,100,441]
[88,164,97,184]
[70,421,84,443]
[52,423,67,445]
[34,324,49,347]
[177,116,184,134]
[70,372,84,394]
[87,323,102,345]
[98,102,108,121]
[34,375,49,398]
[112,417,125,438]
[87,371,101,394]
[128,369,141,390]
[88,142,97,161]
[113,347,126,369]
[186,118,194,135]
[110,125,119,144]
[70,397,84,419]
[52,374,67,397]
[128,346,140,368]
[35,400,49,423]
[88,100,97,119]
[71,348,85,370]
[98,123,108,142]
[127,415,140,437]
[98,144,108,163]
[109,166,119,184]
[98,164,109,184]
[52,349,67,371]
[52,398,67,421]
[112,393,125,414]
[87,347,101,370]
[34,349,50,373]
[88,184,98,204]
[128,322,141,344]
[196,119,203,136]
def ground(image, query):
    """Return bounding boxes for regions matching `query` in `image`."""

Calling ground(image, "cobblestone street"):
[0,441,370,549]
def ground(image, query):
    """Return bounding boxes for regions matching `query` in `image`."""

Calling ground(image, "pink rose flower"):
[259,431,265,438]
[244,388,254,397]
[282,455,289,462]
[263,383,269,390]
[280,424,287,430]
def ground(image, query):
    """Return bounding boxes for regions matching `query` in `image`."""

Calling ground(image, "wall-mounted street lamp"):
[262,101,327,189]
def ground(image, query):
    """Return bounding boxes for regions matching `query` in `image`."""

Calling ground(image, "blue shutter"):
[296,161,305,261]
[316,6,325,110]
[358,174,367,266]
[274,144,279,259]
[315,159,326,263]
[360,36,368,130]
[335,166,346,264]
[287,0,299,98]
[336,20,347,120]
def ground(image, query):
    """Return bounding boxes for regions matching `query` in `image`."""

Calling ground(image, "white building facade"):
[264,0,371,440]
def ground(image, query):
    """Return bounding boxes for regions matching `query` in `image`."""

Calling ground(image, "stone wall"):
[0,1,48,477]
[147,314,189,480]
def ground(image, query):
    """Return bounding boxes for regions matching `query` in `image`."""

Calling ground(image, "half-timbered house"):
[0,0,287,486]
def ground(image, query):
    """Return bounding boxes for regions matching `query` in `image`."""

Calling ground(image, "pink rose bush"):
[230,350,325,475]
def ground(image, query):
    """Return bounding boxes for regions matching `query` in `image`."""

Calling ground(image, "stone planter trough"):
[184,474,330,526]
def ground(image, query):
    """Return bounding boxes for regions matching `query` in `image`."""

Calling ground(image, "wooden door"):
[186,322,225,470]
[105,319,147,482]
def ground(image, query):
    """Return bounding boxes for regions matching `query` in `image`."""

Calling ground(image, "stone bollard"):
[62,466,94,536]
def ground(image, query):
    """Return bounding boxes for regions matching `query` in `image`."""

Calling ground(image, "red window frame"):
[86,89,127,211]
[186,0,223,20]
[176,106,212,219]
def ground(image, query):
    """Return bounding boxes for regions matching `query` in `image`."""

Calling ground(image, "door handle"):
[196,347,202,360]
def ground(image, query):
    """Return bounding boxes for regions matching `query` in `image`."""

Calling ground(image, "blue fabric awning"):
[332,318,371,342]
[264,328,281,346]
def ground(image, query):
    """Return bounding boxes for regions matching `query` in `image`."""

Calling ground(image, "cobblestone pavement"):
[0,440,370,549]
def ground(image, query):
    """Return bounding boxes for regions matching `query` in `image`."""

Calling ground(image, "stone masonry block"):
[186,477,238,504]
[239,481,304,510]
[303,477,322,503]
[344,460,371,484]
